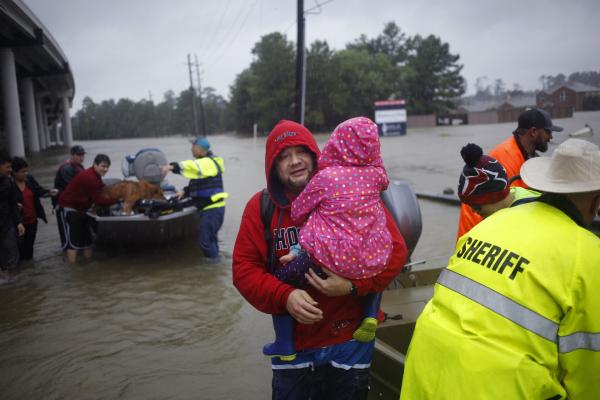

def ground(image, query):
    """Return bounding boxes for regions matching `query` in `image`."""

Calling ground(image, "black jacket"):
[0,176,21,232]
[14,175,50,224]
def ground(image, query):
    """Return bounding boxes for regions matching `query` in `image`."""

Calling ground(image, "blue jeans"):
[198,206,224,259]
[271,340,373,400]
[272,364,370,400]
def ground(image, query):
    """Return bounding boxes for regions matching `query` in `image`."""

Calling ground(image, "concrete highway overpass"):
[0,0,75,156]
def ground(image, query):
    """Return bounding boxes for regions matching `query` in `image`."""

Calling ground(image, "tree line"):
[72,22,466,138]
[73,88,228,140]
[539,71,600,91]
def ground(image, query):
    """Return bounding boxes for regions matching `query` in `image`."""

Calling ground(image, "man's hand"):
[306,267,353,297]
[286,289,323,324]
[17,223,25,237]
[49,188,59,196]
[160,165,173,176]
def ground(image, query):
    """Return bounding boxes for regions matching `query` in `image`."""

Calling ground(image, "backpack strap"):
[260,188,276,273]
[510,196,538,207]
[207,156,223,177]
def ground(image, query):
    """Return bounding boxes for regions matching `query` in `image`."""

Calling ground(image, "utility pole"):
[187,53,199,136]
[295,0,305,124]
[194,54,207,136]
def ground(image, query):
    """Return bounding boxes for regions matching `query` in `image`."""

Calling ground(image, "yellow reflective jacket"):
[179,156,227,210]
[401,200,600,399]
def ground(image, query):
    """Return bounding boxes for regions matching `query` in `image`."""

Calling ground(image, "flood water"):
[1,111,598,399]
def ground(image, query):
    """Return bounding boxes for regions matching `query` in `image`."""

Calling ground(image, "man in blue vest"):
[161,138,227,261]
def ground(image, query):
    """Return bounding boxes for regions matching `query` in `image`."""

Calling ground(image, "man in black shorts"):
[58,154,116,263]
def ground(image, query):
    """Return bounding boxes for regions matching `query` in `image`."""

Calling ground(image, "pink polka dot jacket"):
[291,116,392,279]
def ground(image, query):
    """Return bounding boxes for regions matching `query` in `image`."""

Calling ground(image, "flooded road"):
[1,111,598,399]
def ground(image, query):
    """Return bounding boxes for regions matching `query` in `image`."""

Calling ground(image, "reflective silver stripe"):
[438,269,559,342]
[559,332,600,353]
[330,361,371,370]
[193,160,203,177]
[271,362,313,370]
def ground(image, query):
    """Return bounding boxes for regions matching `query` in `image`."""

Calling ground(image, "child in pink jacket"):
[264,116,392,360]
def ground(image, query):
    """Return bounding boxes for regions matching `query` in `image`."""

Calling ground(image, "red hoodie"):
[59,167,115,212]
[232,120,408,351]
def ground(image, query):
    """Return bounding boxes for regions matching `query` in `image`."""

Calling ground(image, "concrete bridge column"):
[62,97,73,148]
[0,48,25,157]
[22,78,40,152]
[35,96,47,150]
[55,123,62,146]
[49,121,56,146]
[42,107,51,146]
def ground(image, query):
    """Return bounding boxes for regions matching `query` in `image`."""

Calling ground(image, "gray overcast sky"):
[24,0,600,109]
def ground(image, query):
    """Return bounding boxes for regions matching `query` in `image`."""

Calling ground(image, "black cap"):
[70,145,86,155]
[517,108,563,132]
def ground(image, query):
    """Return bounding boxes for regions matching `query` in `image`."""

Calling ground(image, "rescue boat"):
[89,149,199,247]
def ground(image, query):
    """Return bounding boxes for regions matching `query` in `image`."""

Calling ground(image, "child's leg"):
[353,292,382,342]
[266,254,330,360]
[265,250,312,361]
[273,251,313,287]
[262,314,296,361]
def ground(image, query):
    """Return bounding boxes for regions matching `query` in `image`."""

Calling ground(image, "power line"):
[305,0,333,15]
[205,0,259,71]
[203,0,254,66]
[197,0,232,62]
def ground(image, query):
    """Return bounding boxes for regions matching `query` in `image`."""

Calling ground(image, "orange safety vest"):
[457,135,530,239]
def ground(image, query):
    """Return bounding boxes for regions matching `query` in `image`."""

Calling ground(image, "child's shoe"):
[352,317,378,342]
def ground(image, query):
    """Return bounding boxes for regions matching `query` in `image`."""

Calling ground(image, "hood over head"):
[319,117,383,169]
[265,120,320,207]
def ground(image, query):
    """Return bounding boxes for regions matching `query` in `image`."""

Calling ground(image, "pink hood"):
[318,116,384,169]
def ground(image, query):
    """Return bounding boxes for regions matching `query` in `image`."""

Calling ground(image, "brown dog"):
[102,180,165,214]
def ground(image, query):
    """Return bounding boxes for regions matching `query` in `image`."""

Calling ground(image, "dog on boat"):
[102,180,165,214]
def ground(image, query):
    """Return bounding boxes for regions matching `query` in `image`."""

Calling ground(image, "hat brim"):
[548,125,563,132]
[521,157,600,193]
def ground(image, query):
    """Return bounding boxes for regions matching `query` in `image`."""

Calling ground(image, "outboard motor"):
[381,180,422,258]
[121,148,167,185]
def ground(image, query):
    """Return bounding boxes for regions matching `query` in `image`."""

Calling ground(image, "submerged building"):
[0,0,75,157]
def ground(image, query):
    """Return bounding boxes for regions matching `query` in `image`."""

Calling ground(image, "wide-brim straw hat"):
[521,138,600,193]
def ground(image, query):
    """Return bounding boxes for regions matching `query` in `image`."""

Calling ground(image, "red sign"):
[374,99,406,107]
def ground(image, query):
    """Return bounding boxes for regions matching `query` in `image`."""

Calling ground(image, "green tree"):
[249,32,296,131]
[569,71,600,87]
[347,21,409,66]
[226,32,295,133]
[402,34,465,114]
[201,87,228,134]
[329,49,399,121]
[227,69,256,133]
[305,40,337,131]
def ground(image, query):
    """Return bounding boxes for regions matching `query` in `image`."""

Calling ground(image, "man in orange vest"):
[457,108,562,238]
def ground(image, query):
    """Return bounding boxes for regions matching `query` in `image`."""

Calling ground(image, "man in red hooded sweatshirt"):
[232,120,407,399]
